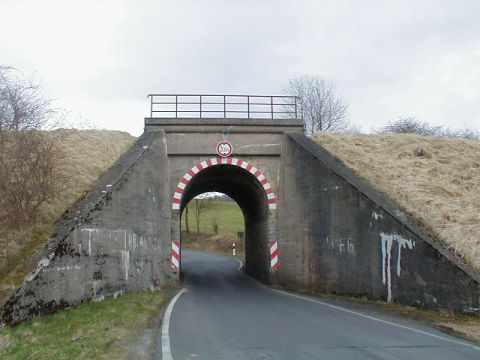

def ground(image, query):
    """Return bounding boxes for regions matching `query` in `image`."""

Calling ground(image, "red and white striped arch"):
[172,157,277,210]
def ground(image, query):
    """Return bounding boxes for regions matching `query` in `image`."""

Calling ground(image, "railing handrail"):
[147,94,299,119]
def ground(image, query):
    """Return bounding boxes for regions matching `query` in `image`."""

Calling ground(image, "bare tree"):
[284,75,351,135]
[381,117,479,141]
[184,205,190,234]
[190,198,211,233]
[0,67,65,262]
[381,117,442,136]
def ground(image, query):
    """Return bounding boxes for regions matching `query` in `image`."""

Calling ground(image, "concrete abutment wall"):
[3,118,479,324]
[2,131,174,324]
[278,133,480,312]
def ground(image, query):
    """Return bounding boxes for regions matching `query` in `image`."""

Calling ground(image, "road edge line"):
[272,289,478,349]
[161,288,187,360]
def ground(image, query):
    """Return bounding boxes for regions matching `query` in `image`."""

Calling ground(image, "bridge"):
[3,94,479,324]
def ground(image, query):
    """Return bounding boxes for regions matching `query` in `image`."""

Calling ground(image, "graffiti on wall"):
[380,232,415,302]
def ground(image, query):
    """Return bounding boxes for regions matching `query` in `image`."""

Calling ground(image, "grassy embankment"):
[0,130,136,300]
[0,131,175,359]
[0,291,166,359]
[313,133,480,271]
[313,133,480,341]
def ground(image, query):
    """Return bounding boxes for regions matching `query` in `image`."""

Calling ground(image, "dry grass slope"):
[313,133,480,270]
[0,130,136,293]
[43,129,136,222]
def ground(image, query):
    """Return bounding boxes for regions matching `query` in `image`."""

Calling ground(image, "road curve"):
[157,251,479,359]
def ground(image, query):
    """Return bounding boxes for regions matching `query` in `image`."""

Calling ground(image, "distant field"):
[181,200,244,235]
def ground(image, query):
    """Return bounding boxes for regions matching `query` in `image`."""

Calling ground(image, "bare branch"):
[283,75,352,135]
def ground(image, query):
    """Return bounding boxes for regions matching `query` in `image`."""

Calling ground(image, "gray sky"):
[1,0,479,136]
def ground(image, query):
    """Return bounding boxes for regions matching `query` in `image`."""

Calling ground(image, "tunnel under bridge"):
[3,94,479,324]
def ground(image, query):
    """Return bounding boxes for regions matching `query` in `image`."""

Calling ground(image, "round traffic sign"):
[216,141,233,157]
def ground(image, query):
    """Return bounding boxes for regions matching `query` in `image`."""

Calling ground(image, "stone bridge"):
[2,114,479,324]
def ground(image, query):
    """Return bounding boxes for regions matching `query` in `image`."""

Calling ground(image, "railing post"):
[175,95,178,118]
[271,96,274,119]
[199,95,202,119]
[150,95,153,118]
[247,96,250,119]
[224,95,226,118]
[294,96,297,119]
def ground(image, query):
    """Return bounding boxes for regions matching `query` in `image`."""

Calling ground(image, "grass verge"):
[0,290,167,359]
[308,291,480,344]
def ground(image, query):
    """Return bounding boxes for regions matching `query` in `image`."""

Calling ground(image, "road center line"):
[272,289,478,350]
[161,288,187,360]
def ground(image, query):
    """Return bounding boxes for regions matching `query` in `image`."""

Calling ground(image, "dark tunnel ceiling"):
[180,165,268,219]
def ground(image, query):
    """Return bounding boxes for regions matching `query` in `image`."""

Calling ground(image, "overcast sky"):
[1,0,479,136]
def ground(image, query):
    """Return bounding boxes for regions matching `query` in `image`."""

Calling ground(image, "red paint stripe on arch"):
[172,158,276,209]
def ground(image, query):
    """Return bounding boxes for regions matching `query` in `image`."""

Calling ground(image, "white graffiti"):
[325,237,355,253]
[42,265,81,273]
[372,211,383,220]
[380,232,415,302]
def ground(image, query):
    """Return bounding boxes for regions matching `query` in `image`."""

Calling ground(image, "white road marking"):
[162,288,188,360]
[236,259,243,271]
[273,289,478,349]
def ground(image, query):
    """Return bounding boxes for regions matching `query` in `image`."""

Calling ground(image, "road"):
[157,251,479,359]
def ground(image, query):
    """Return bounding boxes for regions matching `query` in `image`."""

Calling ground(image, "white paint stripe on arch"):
[172,241,180,254]
[270,241,278,253]
[171,256,179,269]
[271,255,278,268]
[172,157,277,210]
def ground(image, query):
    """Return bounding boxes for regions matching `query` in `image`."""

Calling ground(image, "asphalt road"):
[158,251,479,359]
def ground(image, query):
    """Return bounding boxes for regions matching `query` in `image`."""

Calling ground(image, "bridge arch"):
[170,158,278,282]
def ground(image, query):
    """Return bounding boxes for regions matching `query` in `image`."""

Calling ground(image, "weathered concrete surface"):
[161,118,303,284]
[2,131,173,324]
[4,116,479,324]
[278,133,480,313]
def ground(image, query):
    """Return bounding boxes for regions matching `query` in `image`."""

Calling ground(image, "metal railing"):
[147,94,299,119]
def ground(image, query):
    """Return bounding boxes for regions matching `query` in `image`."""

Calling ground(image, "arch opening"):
[172,159,276,282]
